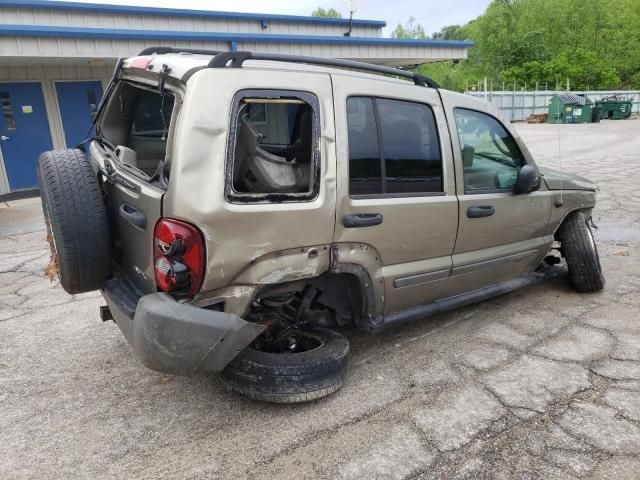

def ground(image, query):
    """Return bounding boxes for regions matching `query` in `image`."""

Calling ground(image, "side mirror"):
[514,164,540,194]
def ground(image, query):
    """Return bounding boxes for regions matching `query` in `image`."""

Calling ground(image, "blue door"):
[0,82,53,191]
[55,81,103,148]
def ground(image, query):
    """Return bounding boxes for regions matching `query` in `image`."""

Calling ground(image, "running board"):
[370,265,567,332]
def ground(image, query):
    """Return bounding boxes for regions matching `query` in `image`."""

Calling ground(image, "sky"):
[56,0,492,37]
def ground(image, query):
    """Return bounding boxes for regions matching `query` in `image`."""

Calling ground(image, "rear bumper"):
[101,277,264,376]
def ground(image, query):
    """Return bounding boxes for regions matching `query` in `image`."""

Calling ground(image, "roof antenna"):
[344,0,357,37]
[555,90,564,207]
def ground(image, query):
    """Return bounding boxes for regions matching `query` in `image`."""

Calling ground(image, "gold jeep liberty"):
[38,48,603,403]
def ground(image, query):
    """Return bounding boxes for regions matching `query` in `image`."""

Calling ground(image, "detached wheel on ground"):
[556,210,604,293]
[222,328,350,403]
[38,149,112,294]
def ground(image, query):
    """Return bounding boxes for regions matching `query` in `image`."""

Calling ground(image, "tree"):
[432,25,465,41]
[391,17,427,40]
[418,0,640,91]
[311,7,343,18]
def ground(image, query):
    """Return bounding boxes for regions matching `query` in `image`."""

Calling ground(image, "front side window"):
[347,96,443,196]
[454,108,525,193]
[228,90,319,202]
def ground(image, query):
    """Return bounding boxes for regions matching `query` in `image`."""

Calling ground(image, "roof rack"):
[136,47,439,88]
[208,51,439,88]
[137,46,222,56]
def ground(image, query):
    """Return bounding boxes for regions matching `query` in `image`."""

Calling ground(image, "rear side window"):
[347,97,382,195]
[227,90,320,203]
[347,96,442,196]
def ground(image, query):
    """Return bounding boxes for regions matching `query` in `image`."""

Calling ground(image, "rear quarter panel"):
[163,68,337,296]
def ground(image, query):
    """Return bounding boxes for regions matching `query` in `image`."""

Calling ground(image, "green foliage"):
[502,49,620,89]
[391,17,427,40]
[432,25,465,41]
[414,0,640,91]
[311,7,343,18]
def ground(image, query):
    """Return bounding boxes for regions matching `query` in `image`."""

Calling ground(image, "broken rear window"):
[227,90,320,202]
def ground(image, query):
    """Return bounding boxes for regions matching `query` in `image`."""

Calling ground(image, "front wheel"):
[221,328,350,403]
[556,210,604,293]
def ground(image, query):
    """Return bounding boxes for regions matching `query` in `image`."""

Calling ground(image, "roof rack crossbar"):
[137,46,221,56]
[207,51,440,88]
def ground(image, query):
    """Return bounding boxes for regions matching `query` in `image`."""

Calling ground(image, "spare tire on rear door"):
[222,328,350,403]
[38,149,111,294]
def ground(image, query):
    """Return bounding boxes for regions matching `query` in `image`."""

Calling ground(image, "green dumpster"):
[592,106,603,123]
[547,93,594,124]
[595,95,633,120]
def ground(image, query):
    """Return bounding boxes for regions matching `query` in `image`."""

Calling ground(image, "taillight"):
[153,218,205,297]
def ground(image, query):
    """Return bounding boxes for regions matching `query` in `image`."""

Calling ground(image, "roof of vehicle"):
[120,52,508,120]
[121,51,437,88]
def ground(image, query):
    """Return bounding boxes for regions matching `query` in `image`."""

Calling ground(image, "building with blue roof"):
[0,0,473,194]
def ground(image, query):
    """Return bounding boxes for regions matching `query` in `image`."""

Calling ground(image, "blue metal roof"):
[0,0,387,27]
[0,24,475,48]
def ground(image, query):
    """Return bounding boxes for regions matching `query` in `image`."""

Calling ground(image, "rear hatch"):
[91,74,177,293]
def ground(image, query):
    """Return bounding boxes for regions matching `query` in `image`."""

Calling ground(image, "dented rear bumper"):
[101,278,264,376]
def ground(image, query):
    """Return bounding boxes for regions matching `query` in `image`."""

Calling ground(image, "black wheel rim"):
[252,330,326,354]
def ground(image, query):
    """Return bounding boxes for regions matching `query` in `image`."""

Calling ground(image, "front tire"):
[222,328,350,403]
[556,210,604,293]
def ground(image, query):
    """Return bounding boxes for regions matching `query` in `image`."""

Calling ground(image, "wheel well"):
[248,272,365,329]
[554,207,593,240]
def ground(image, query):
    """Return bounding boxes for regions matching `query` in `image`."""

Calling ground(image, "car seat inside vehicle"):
[232,99,314,195]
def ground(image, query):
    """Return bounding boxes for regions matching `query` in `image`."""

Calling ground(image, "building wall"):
[0,63,112,149]
[0,64,112,194]
[0,5,382,38]
[0,35,469,65]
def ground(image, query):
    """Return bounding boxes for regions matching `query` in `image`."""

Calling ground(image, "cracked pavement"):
[1,121,640,479]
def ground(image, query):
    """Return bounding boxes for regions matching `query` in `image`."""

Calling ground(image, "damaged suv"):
[38,48,603,403]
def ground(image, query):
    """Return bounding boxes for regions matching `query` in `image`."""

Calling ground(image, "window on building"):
[347,96,443,196]
[228,91,318,201]
[86,89,98,121]
[454,108,524,193]
[1,92,16,130]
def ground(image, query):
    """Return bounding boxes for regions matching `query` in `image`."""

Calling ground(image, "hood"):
[540,167,597,191]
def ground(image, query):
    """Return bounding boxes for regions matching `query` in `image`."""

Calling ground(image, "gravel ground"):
[1,120,640,479]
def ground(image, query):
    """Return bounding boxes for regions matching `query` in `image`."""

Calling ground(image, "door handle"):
[0,135,10,141]
[467,206,495,218]
[343,213,383,228]
[119,203,147,230]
